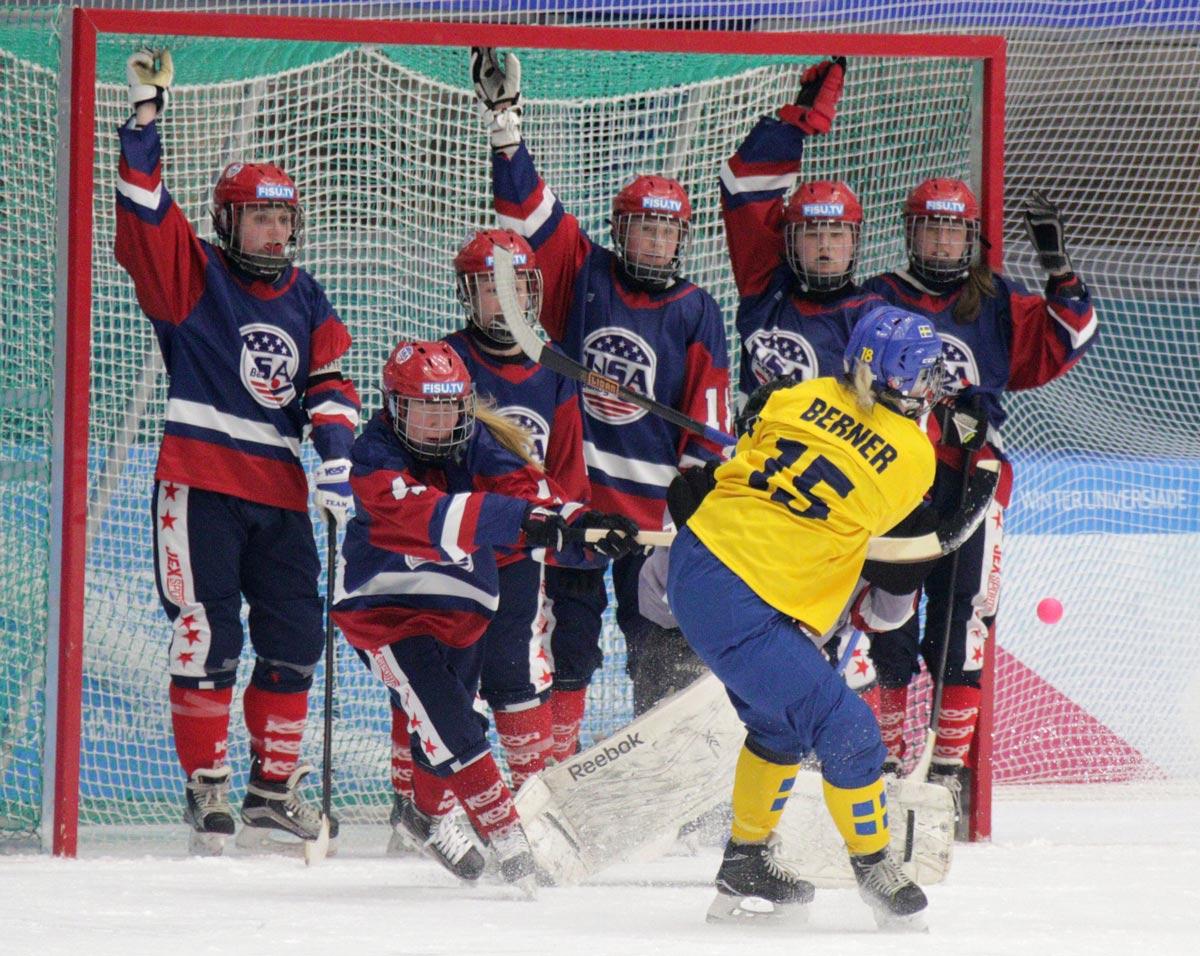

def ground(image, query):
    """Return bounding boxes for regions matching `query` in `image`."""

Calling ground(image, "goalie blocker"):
[514,673,953,888]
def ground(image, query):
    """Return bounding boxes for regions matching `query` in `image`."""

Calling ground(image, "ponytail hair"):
[476,400,541,469]
[951,259,996,325]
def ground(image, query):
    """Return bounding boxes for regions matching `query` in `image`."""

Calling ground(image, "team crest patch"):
[581,328,655,425]
[937,333,979,396]
[500,406,550,464]
[239,323,300,408]
[745,328,819,386]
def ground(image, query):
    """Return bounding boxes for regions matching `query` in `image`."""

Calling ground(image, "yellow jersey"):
[686,377,935,635]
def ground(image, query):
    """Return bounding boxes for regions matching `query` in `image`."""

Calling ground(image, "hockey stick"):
[492,243,736,448]
[909,449,986,788]
[579,459,998,562]
[305,515,338,865]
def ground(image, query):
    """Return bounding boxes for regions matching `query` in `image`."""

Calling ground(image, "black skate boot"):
[930,763,971,841]
[237,756,338,851]
[850,848,928,930]
[183,766,235,857]
[707,832,815,922]
[489,822,541,898]
[393,795,486,881]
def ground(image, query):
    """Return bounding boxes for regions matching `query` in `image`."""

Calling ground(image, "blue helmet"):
[843,306,945,418]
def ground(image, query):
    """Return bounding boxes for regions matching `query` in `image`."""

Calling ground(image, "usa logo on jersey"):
[581,328,654,424]
[239,323,300,408]
[745,328,819,386]
[937,333,980,396]
[499,406,550,464]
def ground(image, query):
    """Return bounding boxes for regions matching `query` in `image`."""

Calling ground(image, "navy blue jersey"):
[492,143,731,529]
[443,329,589,505]
[720,112,885,400]
[333,413,598,651]
[115,120,360,511]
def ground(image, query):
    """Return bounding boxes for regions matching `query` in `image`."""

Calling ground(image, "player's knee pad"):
[250,657,316,694]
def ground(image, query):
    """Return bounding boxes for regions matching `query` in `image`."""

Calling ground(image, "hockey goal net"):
[4,3,1196,856]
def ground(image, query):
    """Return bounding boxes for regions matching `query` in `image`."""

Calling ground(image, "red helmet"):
[211,162,304,279]
[610,175,692,289]
[382,341,476,461]
[453,229,543,348]
[782,181,863,291]
[903,178,980,284]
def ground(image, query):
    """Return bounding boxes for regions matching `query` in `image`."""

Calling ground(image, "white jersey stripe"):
[344,568,500,611]
[166,398,303,457]
[583,441,678,489]
[116,175,164,211]
[497,183,559,238]
[719,161,797,196]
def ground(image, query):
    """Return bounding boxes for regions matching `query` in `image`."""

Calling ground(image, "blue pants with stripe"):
[667,526,885,789]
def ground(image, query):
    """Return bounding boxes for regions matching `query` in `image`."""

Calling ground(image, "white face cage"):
[455,269,544,347]
[385,390,477,461]
[783,219,861,291]
[216,202,305,279]
[611,212,691,288]
[878,354,947,419]
[905,214,979,285]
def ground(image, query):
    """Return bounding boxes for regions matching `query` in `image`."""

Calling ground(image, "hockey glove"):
[470,46,523,151]
[313,457,353,528]
[735,374,798,438]
[521,504,571,550]
[1022,190,1073,275]
[126,47,173,120]
[573,510,643,560]
[666,461,718,527]
[779,56,846,136]
[933,392,988,451]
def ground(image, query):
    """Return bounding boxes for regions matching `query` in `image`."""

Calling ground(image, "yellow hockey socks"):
[730,744,800,844]
[823,777,890,856]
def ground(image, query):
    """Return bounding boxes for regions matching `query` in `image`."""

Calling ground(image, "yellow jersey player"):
[666,305,944,927]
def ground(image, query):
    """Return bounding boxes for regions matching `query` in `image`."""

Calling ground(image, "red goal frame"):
[57,5,1006,856]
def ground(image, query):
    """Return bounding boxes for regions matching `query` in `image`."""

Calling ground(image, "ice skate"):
[392,795,485,881]
[386,793,421,856]
[183,766,235,857]
[237,758,338,852]
[930,763,971,841]
[489,822,541,898]
[850,848,928,931]
[706,832,815,923]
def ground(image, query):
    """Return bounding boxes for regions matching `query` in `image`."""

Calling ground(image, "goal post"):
[48,6,1004,855]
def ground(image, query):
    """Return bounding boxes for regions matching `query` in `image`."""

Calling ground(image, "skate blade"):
[235,824,337,858]
[386,826,421,857]
[869,906,929,933]
[188,831,226,857]
[705,893,810,924]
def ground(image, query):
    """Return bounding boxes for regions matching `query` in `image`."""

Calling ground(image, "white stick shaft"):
[580,526,943,562]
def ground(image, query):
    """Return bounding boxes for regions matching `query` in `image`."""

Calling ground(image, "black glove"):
[521,504,570,550]
[1022,190,1072,274]
[933,392,988,451]
[666,461,719,527]
[573,510,643,560]
[735,375,798,438]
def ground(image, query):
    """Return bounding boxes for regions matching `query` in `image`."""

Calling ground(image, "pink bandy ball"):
[1037,597,1063,624]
